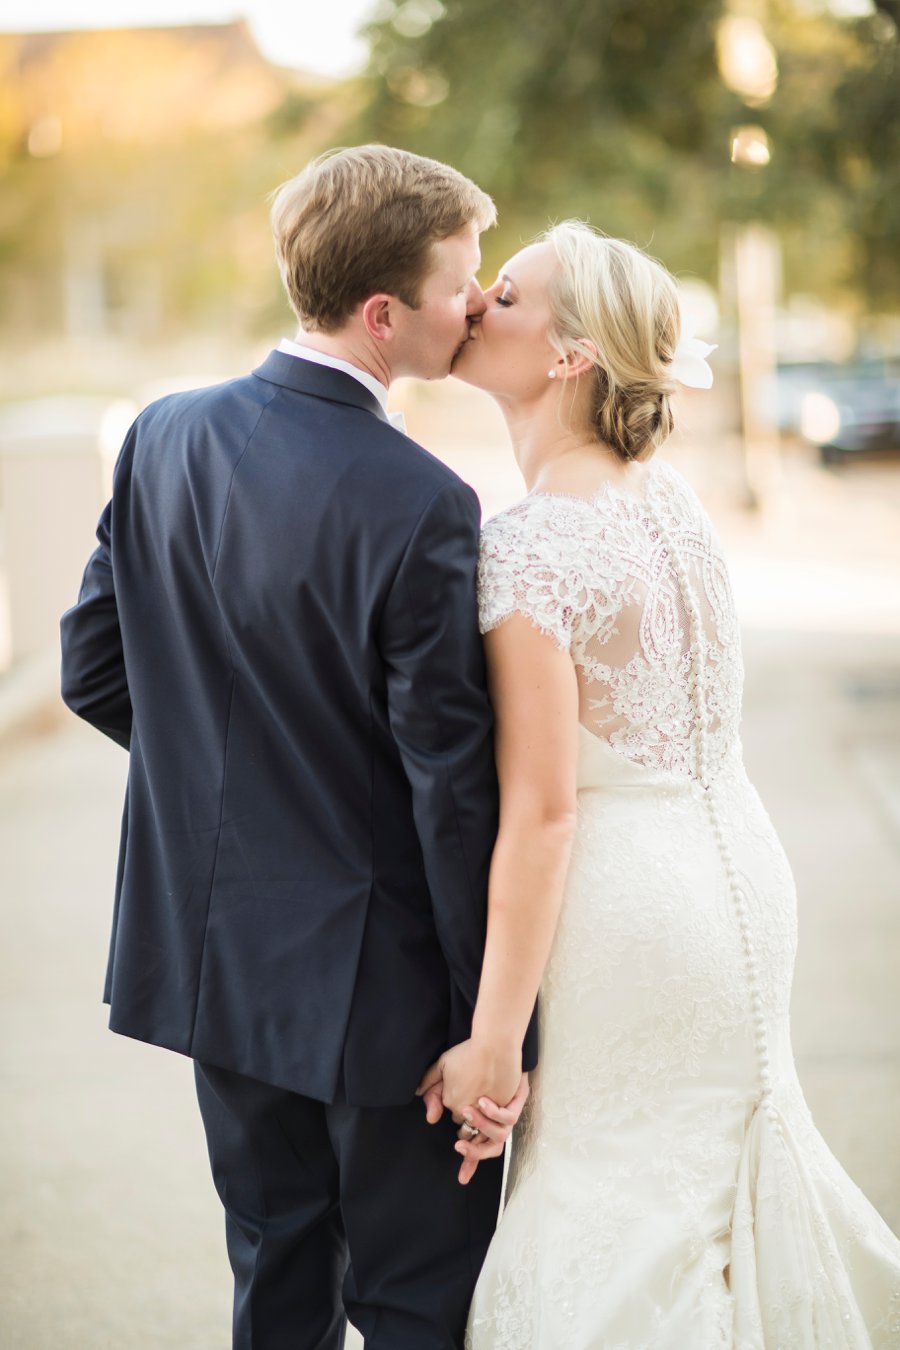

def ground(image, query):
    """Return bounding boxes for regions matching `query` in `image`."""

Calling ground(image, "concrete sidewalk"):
[3,623,899,1349]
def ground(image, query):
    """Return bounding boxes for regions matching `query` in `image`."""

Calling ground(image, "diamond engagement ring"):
[460,1121,480,1140]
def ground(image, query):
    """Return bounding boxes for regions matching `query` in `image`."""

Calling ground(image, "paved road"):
[4,626,899,1350]
[3,410,899,1347]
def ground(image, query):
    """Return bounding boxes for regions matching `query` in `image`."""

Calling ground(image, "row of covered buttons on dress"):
[647,509,779,1126]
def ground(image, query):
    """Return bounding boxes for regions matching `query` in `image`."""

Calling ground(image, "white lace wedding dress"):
[467,457,900,1349]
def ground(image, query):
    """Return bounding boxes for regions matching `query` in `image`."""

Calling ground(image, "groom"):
[60,145,535,1349]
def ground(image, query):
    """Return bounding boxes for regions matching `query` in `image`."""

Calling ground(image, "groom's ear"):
[361,293,397,343]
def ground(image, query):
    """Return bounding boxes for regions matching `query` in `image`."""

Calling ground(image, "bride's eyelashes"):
[494,294,513,307]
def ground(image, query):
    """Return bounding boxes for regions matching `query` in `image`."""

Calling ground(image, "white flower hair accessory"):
[670,317,717,389]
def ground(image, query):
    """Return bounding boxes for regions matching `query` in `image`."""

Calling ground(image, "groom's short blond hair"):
[270,145,496,332]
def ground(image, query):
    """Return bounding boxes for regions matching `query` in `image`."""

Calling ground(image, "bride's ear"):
[557,339,598,382]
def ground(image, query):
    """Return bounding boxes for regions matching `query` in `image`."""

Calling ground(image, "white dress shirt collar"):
[278,337,389,410]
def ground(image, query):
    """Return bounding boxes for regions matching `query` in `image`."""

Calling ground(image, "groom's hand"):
[419,1075,446,1125]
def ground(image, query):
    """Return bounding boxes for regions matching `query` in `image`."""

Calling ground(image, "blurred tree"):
[819,1,900,305]
[350,0,900,312]
[0,24,343,375]
[353,0,730,280]
[748,0,900,312]
[1,1,897,389]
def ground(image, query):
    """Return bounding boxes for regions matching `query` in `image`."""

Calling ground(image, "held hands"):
[453,1075,530,1184]
[417,1037,522,1123]
[416,1039,528,1184]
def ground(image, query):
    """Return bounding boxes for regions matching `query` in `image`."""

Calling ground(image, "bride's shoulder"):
[649,456,704,506]
[479,497,592,594]
[649,458,723,541]
[481,491,595,549]
[477,496,592,645]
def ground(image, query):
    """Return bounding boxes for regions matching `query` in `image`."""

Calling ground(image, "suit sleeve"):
[378,479,498,1031]
[60,496,132,750]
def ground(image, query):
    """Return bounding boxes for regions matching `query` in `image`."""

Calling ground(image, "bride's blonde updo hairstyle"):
[545,221,681,462]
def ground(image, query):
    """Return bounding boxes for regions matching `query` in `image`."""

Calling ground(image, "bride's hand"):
[454,1074,530,1185]
[417,1039,522,1124]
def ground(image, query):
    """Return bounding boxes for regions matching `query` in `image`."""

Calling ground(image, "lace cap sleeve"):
[477,501,575,652]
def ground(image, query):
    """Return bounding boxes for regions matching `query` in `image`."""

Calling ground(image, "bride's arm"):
[419,611,579,1119]
[473,613,579,1049]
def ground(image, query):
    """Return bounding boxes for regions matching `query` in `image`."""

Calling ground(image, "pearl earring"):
[548,369,557,379]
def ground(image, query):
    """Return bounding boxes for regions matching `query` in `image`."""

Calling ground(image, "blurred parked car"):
[774,359,900,464]
[771,361,838,435]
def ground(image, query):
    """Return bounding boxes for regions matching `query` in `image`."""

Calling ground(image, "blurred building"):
[0,21,343,676]
[0,22,339,383]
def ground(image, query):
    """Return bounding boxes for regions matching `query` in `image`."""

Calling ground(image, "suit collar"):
[252,350,390,424]
[277,338,390,412]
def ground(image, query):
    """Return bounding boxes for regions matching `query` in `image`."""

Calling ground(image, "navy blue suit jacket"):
[61,351,537,1105]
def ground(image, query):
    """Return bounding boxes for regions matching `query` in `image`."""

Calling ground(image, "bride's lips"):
[451,332,476,365]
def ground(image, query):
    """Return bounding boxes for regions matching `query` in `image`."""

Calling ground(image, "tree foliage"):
[0,26,340,354]
[819,3,900,301]
[350,0,900,310]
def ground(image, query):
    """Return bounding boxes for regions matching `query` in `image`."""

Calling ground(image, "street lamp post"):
[717,12,782,511]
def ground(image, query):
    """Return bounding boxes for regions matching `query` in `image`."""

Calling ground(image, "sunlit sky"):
[0,0,378,76]
[0,0,880,76]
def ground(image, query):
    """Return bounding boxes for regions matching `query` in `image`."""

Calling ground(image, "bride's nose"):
[465,279,487,318]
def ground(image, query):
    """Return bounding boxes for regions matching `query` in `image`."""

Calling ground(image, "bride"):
[418,221,900,1347]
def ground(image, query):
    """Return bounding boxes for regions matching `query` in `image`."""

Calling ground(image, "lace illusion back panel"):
[470,456,900,1350]
[478,461,743,781]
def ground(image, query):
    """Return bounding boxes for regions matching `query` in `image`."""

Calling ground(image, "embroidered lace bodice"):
[477,458,743,782]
